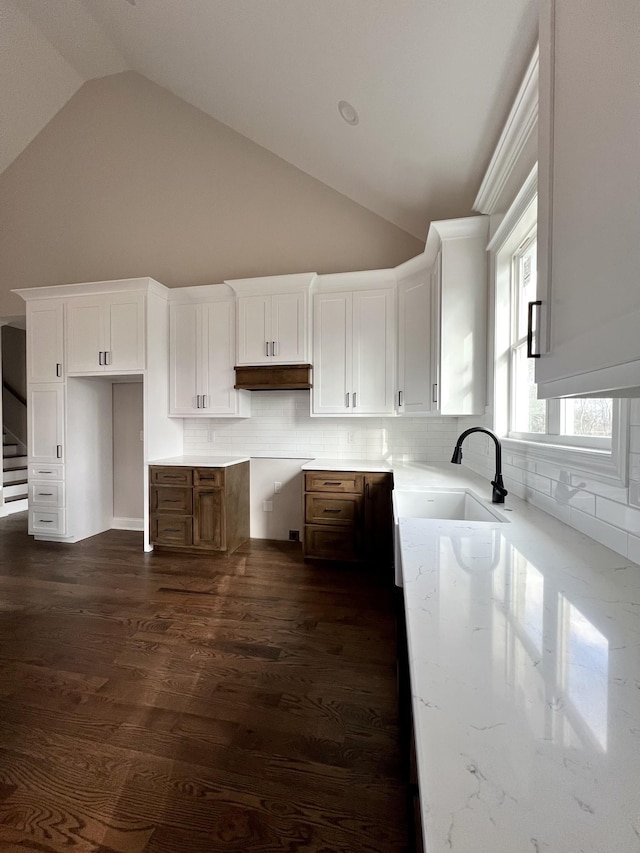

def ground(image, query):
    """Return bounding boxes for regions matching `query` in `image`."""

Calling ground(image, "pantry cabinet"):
[536,0,640,397]
[169,290,250,417]
[312,284,396,416]
[28,384,64,464]
[66,291,145,374]
[26,299,64,383]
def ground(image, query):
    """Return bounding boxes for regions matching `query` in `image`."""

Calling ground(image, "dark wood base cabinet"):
[149,462,249,555]
[303,470,393,565]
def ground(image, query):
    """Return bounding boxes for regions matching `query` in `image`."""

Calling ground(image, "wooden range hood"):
[234,364,312,391]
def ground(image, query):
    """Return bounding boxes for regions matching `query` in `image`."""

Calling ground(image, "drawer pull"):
[323,508,342,513]
[323,481,341,485]
[163,475,182,480]
[38,519,54,524]
[164,527,180,533]
[38,471,53,474]
[164,499,181,503]
[38,492,53,497]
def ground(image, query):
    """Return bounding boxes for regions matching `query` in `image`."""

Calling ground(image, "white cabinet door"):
[66,296,104,374]
[397,273,431,415]
[202,301,244,415]
[352,289,395,415]
[26,300,64,383]
[169,303,200,415]
[312,292,352,415]
[536,0,640,398]
[28,384,64,464]
[237,296,271,364]
[271,292,307,363]
[105,292,145,372]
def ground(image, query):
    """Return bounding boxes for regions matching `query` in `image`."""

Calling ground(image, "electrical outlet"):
[274,481,282,494]
[263,501,273,512]
[347,432,355,444]
[289,530,300,542]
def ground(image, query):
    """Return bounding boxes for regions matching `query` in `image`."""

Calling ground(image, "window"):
[508,230,613,450]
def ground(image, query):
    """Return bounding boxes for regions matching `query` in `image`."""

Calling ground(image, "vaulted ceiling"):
[2,0,537,239]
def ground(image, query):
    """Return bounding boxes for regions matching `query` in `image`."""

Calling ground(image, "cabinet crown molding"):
[313,268,396,293]
[423,215,489,268]
[14,277,168,301]
[473,46,539,215]
[226,272,316,297]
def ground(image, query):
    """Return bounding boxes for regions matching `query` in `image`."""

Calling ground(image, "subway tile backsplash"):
[183,390,459,462]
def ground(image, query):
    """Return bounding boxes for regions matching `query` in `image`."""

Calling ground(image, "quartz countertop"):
[394,463,640,852]
[148,455,250,468]
[300,458,393,473]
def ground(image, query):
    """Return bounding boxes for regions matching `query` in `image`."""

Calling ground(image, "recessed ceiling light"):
[338,100,359,126]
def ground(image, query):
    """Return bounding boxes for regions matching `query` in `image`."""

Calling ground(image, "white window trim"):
[489,164,628,488]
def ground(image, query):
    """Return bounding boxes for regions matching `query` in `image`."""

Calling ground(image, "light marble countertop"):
[300,458,393,472]
[148,455,250,468]
[394,463,640,852]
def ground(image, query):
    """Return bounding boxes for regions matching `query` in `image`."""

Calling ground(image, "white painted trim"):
[423,215,488,267]
[487,164,538,252]
[473,47,539,215]
[14,278,169,301]
[227,273,317,297]
[112,517,144,531]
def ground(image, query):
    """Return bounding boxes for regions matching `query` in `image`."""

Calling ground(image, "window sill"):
[501,435,626,487]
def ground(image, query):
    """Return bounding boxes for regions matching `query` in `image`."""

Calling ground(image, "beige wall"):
[0,71,422,316]
[112,381,143,521]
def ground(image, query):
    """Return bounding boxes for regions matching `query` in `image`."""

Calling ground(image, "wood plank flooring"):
[0,513,408,852]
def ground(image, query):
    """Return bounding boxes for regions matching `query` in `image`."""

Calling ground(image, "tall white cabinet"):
[15,278,182,548]
[169,285,250,417]
[396,217,488,416]
[537,0,640,398]
[312,271,396,417]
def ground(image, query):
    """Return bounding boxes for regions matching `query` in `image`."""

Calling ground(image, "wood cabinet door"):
[169,302,200,415]
[105,292,145,372]
[27,300,64,383]
[66,296,104,374]
[363,473,393,566]
[312,291,352,415]
[28,384,64,464]
[194,488,225,550]
[352,289,395,415]
[270,292,307,363]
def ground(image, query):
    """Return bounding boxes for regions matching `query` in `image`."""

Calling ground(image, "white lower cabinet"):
[312,287,395,416]
[29,508,66,536]
[169,293,250,417]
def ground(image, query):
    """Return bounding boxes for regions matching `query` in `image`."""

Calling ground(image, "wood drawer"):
[304,471,364,494]
[150,466,193,486]
[305,493,362,526]
[304,524,360,561]
[150,515,193,547]
[194,468,224,488]
[150,486,193,514]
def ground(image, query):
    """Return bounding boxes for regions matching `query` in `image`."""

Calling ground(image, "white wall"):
[183,389,460,539]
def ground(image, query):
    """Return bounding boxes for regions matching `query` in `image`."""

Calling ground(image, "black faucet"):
[450,427,508,504]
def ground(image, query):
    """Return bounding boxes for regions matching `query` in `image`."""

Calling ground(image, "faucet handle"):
[491,476,508,503]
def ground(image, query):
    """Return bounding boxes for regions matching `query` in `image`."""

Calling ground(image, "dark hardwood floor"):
[0,512,408,852]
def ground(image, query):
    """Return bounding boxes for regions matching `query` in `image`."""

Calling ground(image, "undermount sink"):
[393,489,509,523]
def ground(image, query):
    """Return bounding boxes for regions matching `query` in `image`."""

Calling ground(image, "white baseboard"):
[112,517,144,531]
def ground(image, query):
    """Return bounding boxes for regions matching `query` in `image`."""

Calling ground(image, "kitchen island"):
[393,463,640,853]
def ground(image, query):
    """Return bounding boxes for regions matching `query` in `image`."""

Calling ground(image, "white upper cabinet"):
[26,299,64,383]
[312,271,396,417]
[227,273,315,365]
[396,256,432,415]
[537,0,640,397]
[169,288,250,417]
[66,291,145,374]
[396,219,488,417]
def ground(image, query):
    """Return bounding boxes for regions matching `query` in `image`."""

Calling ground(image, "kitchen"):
[0,1,639,851]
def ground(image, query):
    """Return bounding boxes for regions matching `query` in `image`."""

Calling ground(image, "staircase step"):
[3,456,27,470]
[4,495,28,506]
[3,470,27,485]
[2,445,18,457]
[3,482,28,499]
